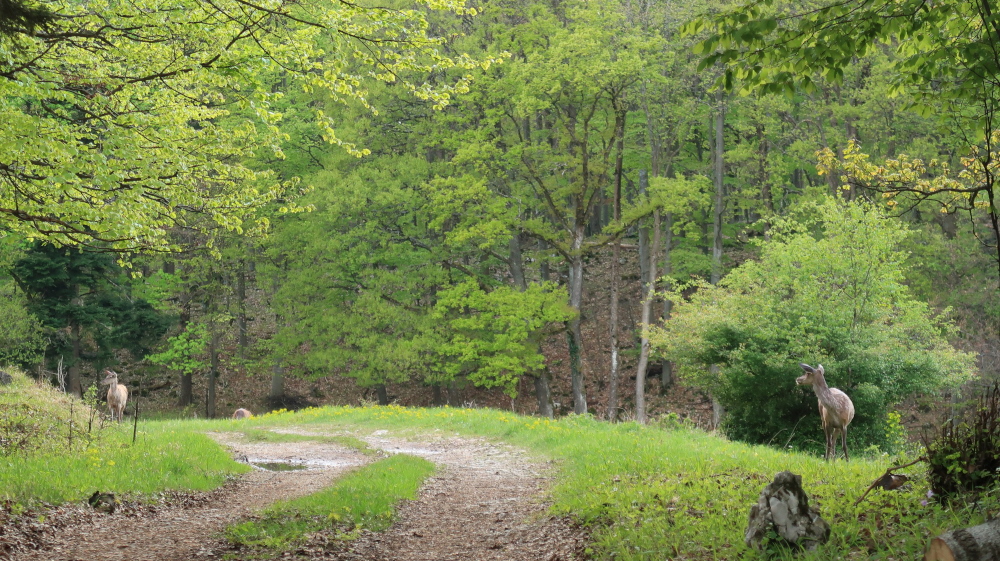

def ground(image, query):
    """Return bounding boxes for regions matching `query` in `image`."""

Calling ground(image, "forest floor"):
[3,429,589,561]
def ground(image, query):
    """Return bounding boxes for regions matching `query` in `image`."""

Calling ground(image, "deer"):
[232,408,252,420]
[100,369,128,423]
[796,363,855,461]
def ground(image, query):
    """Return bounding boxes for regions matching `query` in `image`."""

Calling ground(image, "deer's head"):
[100,369,118,385]
[796,363,824,385]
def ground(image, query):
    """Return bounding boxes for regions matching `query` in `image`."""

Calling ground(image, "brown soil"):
[3,430,589,561]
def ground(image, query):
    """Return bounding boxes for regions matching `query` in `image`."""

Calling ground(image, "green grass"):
[238,428,377,454]
[0,377,986,560]
[0,370,249,506]
[225,453,434,550]
[244,405,985,560]
[0,421,250,505]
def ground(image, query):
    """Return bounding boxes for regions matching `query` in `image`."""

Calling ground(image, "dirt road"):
[3,430,588,561]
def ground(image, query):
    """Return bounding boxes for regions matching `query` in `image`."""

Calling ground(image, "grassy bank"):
[0,371,248,506]
[1,373,982,560]
[242,405,979,560]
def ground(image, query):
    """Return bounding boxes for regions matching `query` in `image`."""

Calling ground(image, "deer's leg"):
[841,429,849,461]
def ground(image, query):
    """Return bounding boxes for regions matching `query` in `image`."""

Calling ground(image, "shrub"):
[926,382,1000,501]
[652,198,976,455]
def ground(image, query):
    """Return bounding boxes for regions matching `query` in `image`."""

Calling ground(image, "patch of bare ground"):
[3,431,590,561]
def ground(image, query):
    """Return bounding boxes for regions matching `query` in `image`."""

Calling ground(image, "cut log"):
[925,519,1000,561]
[745,471,830,551]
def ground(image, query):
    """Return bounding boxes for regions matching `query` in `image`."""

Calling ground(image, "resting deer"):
[797,363,855,461]
[232,408,252,420]
[100,369,128,423]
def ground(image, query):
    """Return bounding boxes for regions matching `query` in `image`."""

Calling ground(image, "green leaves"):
[433,281,572,396]
[0,0,492,253]
[652,197,976,452]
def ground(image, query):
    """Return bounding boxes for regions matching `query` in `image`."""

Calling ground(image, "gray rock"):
[745,471,830,551]
[0,371,11,386]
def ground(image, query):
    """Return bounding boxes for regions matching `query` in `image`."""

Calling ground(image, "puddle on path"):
[252,461,308,472]
[247,457,363,471]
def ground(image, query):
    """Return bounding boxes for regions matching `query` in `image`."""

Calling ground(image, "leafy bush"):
[652,198,977,454]
[926,382,1000,501]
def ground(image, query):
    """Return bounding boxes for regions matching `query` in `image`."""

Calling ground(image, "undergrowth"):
[225,454,434,551]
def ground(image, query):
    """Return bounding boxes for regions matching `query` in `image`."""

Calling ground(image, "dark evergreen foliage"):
[11,243,173,367]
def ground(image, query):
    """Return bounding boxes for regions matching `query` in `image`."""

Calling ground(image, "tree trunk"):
[660,212,675,392]
[509,233,527,291]
[206,327,219,419]
[269,362,285,403]
[177,288,193,407]
[376,384,388,406]
[237,260,248,362]
[925,519,1000,561]
[608,107,625,422]
[567,234,588,415]
[534,370,554,418]
[635,173,661,425]
[68,320,82,398]
[711,95,726,285]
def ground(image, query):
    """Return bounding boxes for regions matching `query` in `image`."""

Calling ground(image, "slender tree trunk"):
[509,233,527,291]
[711,96,726,285]
[567,226,588,415]
[660,212,675,392]
[68,319,82,398]
[376,384,388,406]
[177,278,193,407]
[710,94,727,425]
[237,260,248,362]
[608,108,625,422]
[636,170,661,424]
[206,327,219,419]
[269,270,285,404]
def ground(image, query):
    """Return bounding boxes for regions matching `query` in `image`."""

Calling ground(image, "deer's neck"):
[810,376,837,405]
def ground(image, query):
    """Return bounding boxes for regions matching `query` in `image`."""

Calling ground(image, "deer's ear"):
[799,363,814,373]
[816,364,825,375]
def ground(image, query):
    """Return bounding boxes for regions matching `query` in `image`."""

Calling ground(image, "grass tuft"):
[225,453,434,551]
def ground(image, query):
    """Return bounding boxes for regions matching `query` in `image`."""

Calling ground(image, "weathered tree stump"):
[925,519,1000,560]
[0,370,11,386]
[745,471,830,551]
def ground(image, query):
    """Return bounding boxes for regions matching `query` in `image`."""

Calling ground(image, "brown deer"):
[797,363,855,461]
[100,369,128,423]
[232,408,252,420]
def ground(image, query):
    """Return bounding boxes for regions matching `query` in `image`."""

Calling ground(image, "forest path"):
[6,429,588,561]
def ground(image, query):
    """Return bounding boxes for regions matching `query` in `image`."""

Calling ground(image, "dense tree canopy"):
[0,0,494,251]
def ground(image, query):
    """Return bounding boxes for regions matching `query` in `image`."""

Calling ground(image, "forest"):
[1,0,999,459]
[9,0,1000,559]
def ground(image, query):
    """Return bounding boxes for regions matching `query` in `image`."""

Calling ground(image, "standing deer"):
[232,408,252,420]
[797,363,855,461]
[100,369,128,423]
